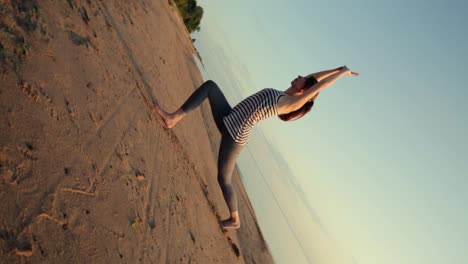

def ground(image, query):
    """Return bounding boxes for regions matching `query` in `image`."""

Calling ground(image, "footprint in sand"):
[0,230,34,257]
[226,236,241,257]
[65,97,77,118]
[0,144,34,186]
[17,81,59,120]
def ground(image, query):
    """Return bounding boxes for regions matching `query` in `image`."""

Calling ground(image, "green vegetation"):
[0,3,8,15]
[0,43,5,61]
[0,1,38,63]
[16,13,37,31]
[12,0,40,32]
[67,0,74,9]
[173,0,204,33]
[0,21,27,58]
[69,31,90,47]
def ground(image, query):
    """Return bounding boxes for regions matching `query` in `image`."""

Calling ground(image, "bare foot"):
[221,218,240,230]
[152,103,178,129]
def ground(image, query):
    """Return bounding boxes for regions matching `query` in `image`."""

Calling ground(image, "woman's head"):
[279,75,318,121]
[291,75,318,94]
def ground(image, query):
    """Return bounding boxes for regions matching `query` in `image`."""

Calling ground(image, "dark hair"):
[278,75,318,121]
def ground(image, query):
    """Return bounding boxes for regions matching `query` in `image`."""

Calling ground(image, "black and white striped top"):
[223,88,286,145]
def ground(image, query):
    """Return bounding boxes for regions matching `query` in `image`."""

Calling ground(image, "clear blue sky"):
[191,1,468,263]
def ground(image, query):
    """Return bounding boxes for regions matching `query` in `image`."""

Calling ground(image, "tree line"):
[173,0,204,33]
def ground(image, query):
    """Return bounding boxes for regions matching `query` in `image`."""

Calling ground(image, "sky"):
[190,1,468,263]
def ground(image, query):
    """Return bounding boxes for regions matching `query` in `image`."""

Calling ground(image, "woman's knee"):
[204,80,220,90]
[204,80,216,86]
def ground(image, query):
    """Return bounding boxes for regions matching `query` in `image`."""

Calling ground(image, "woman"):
[153,66,359,230]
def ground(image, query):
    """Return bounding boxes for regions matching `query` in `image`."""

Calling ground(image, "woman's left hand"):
[343,66,359,76]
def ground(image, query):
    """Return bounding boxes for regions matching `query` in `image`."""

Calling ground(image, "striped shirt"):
[223,88,286,145]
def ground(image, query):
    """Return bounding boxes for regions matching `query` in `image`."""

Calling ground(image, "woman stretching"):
[153,66,359,230]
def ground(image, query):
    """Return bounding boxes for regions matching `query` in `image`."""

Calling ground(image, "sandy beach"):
[0,0,273,263]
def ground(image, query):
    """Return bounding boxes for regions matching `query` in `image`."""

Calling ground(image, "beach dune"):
[0,0,273,263]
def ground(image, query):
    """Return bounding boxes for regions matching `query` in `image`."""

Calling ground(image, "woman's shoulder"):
[248,88,285,98]
[260,88,286,94]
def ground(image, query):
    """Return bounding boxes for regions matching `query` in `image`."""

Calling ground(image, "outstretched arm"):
[308,66,344,82]
[307,67,344,103]
[286,67,353,112]
[300,66,351,105]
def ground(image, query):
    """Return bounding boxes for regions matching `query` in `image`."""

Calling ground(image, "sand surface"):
[0,0,273,263]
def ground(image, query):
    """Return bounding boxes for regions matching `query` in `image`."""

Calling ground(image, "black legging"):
[180,80,243,212]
